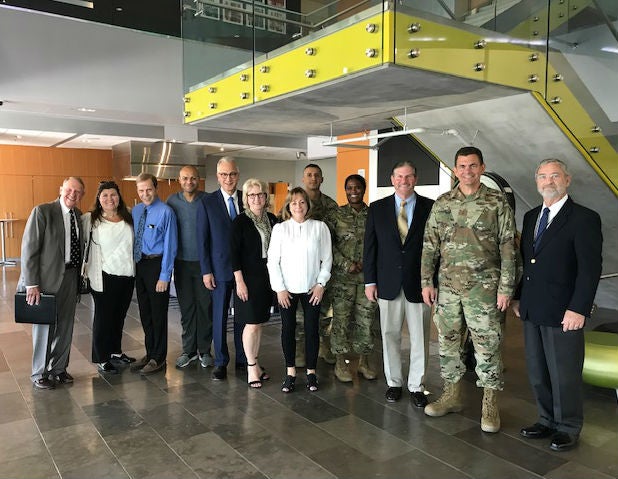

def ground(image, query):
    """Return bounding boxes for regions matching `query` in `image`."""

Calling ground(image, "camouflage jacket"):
[420,183,517,296]
[328,204,368,285]
[310,192,339,224]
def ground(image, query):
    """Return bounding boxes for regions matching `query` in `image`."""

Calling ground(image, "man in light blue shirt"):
[167,165,213,370]
[131,173,178,375]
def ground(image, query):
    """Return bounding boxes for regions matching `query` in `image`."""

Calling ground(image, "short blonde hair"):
[242,178,269,207]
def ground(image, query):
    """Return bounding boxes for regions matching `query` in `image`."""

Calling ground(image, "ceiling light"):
[77,107,97,113]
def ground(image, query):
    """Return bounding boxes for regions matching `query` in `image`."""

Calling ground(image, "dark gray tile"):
[171,431,267,479]
[0,453,59,479]
[455,426,567,476]
[82,399,146,437]
[105,424,196,479]
[0,391,32,424]
[140,401,209,442]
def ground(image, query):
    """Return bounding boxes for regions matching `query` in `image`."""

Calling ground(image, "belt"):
[142,254,163,260]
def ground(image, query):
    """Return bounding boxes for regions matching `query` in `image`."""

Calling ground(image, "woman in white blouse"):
[267,187,332,393]
[82,181,136,374]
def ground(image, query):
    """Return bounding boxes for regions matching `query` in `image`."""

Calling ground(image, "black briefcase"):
[14,292,57,324]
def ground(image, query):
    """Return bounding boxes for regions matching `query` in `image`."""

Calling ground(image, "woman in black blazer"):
[231,178,278,388]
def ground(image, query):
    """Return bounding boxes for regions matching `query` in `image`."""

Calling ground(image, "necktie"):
[397,200,408,243]
[133,207,147,262]
[69,210,80,268]
[228,196,237,220]
[534,207,550,253]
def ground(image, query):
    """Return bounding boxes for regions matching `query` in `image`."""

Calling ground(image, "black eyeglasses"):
[247,193,267,200]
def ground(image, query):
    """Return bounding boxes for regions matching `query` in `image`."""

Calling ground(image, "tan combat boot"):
[319,336,336,365]
[358,354,377,380]
[334,355,353,382]
[424,381,463,417]
[480,388,501,433]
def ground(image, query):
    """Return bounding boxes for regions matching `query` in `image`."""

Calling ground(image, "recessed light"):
[77,107,96,113]
[116,7,123,11]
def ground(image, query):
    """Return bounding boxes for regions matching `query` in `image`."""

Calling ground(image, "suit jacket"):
[230,212,277,278]
[517,197,602,327]
[197,189,244,282]
[363,193,434,302]
[18,199,84,294]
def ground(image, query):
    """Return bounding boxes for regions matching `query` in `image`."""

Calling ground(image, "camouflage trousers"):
[330,283,377,355]
[433,286,504,390]
[296,286,333,340]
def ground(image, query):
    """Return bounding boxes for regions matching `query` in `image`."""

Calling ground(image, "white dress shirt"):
[267,218,332,294]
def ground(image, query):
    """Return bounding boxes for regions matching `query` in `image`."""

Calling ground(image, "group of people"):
[18,147,602,452]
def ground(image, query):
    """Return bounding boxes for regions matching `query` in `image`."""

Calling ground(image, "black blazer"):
[230,212,278,277]
[517,197,602,327]
[363,193,434,302]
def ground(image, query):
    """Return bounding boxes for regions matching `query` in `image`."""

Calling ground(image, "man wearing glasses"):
[197,157,247,380]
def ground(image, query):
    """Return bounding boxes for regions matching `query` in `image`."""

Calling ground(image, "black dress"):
[231,212,278,325]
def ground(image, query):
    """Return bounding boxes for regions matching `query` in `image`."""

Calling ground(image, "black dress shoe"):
[520,423,556,439]
[385,386,402,402]
[54,371,74,384]
[33,378,55,390]
[211,365,227,380]
[98,362,119,374]
[410,391,428,408]
[550,432,578,451]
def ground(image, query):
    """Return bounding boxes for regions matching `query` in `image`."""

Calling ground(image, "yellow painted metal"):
[508,0,592,39]
[253,12,385,102]
[394,14,487,81]
[485,46,545,92]
[183,66,254,123]
[533,89,618,196]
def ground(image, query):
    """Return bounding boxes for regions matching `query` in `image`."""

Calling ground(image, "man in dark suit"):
[197,157,246,380]
[363,161,434,406]
[513,158,602,452]
[19,177,85,389]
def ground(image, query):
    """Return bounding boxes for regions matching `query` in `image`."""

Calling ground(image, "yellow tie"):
[398,200,408,242]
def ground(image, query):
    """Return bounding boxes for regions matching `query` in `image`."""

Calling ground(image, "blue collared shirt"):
[166,191,206,262]
[394,192,416,227]
[132,197,178,282]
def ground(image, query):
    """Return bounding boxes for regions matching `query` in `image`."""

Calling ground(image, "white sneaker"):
[175,352,197,369]
[199,353,214,368]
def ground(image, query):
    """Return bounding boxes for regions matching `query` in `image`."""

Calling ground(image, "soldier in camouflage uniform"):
[421,146,516,433]
[295,164,339,367]
[328,175,377,382]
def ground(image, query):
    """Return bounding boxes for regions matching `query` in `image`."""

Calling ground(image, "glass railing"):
[181,0,383,92]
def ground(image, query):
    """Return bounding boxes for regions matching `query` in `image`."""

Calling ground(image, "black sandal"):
[255,358,270,381]
[247,363,262,389]
[306,373,318,392]
[281,375,296,393]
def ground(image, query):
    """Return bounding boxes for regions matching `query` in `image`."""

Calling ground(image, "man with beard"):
[513,158,602,451]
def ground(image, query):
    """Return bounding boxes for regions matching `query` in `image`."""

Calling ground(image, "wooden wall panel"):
[0,145,113,258]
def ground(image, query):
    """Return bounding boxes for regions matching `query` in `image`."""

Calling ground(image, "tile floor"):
[1,265,617,479]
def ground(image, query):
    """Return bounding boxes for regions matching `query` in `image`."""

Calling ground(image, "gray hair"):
[217,156,239,172]
[535,158,570,177]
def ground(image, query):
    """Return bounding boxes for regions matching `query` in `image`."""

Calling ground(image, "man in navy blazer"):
[363,161,434,406]
[513,158,602,452]
[197,157,246,380]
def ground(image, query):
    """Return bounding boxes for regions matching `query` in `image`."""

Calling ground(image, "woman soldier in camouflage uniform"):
[328,175,378,382]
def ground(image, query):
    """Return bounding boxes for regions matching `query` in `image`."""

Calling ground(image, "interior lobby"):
[1,0,618,478]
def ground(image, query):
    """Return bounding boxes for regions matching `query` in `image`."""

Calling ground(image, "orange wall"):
[0,145,113,258]
[335,135,370,205]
